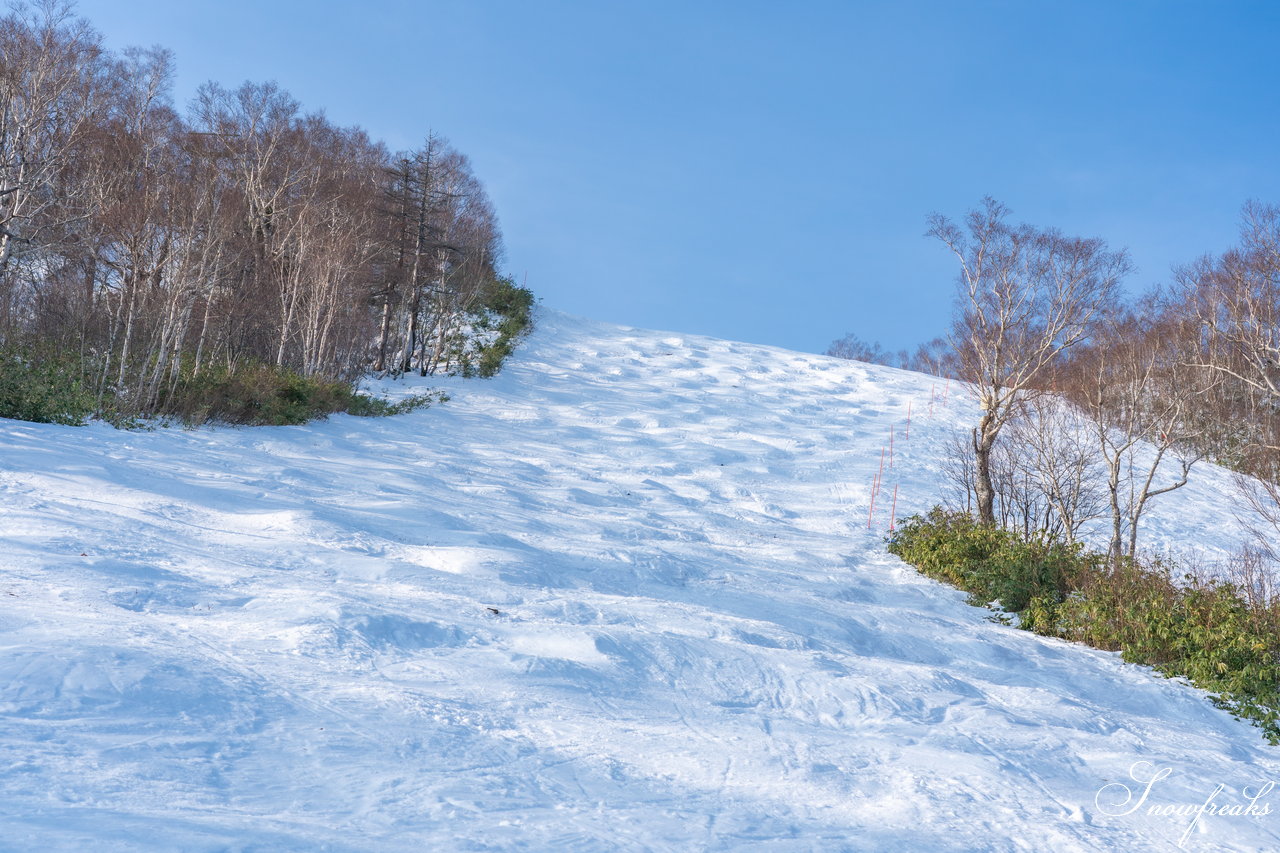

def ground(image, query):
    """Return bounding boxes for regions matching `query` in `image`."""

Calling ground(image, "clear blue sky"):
[73,0,1280,355]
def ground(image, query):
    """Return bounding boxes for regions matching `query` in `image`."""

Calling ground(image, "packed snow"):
[0,309,1277,851]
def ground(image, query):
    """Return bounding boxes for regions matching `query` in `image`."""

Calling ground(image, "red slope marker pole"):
[865,445,885,525]
[870,473,880,527]
[869,447,886,529]
[889,484,899,531]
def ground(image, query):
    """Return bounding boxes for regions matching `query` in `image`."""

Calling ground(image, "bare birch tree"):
[0,1,103,326]
[0,3,514,423]
[1065,307,1214,561]
[1172,202,1280,560]
[927,197,1129,525]
[1002,395,1106,543]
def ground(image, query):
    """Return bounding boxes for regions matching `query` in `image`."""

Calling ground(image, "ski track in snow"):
[0,308,1276,851]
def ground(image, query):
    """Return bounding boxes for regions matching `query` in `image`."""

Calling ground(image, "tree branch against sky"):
[65,0,1280,354]
[0,2,514,422]
[929,197,1130,525]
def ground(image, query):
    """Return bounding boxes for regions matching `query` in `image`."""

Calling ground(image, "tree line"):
[832,196,1280,568]
[882,198,1280,744]
[0,1,528,424]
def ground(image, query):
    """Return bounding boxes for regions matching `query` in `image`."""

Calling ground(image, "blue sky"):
[73,0,1280,355]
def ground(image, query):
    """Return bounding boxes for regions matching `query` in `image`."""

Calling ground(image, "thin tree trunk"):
[374,292,392,372]
[973,419,998,526]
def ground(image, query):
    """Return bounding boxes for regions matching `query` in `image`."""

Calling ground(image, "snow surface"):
[1,308,1277,852]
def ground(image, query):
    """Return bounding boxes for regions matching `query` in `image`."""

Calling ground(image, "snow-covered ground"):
[0,309,1276,851]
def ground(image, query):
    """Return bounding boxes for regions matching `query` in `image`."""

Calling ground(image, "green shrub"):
[887,508,1083,612]
[163,363,350,425]
[888,507,1280,744]
[0,345,96,425]
[345,390,447,417]
[160,362,450,426]
[459,275,535,378]
[0,341,451,429]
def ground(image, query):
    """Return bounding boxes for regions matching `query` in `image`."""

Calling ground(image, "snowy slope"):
[0,309,1277,852]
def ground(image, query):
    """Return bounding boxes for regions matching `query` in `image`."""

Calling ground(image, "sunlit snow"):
[0,309,1276,851]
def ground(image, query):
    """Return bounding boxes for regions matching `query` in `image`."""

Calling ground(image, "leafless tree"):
[943,397,1105,543]
[1177,202,1280,422]
[0,1,104,325]
[826,331,957,377]
[1002,395,1107,543]
[905,336,957,378]
[941,431,977,515]
[1166,204,1280,566]
[374,135,502,377]
[1235,475,1280,558]
[928,197,1129,525]
[825,332,895,366]
[0,3,509,420]
[1064,306,1214,561]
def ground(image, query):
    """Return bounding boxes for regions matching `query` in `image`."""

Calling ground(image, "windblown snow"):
[1,310,1277,851]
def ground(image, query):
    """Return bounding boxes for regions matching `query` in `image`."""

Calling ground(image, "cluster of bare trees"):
[1,2,506,416]
[1173,202,1280,560]
[928,197,1132,534]
[927,197,1273,563]
[824,332,955,377]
